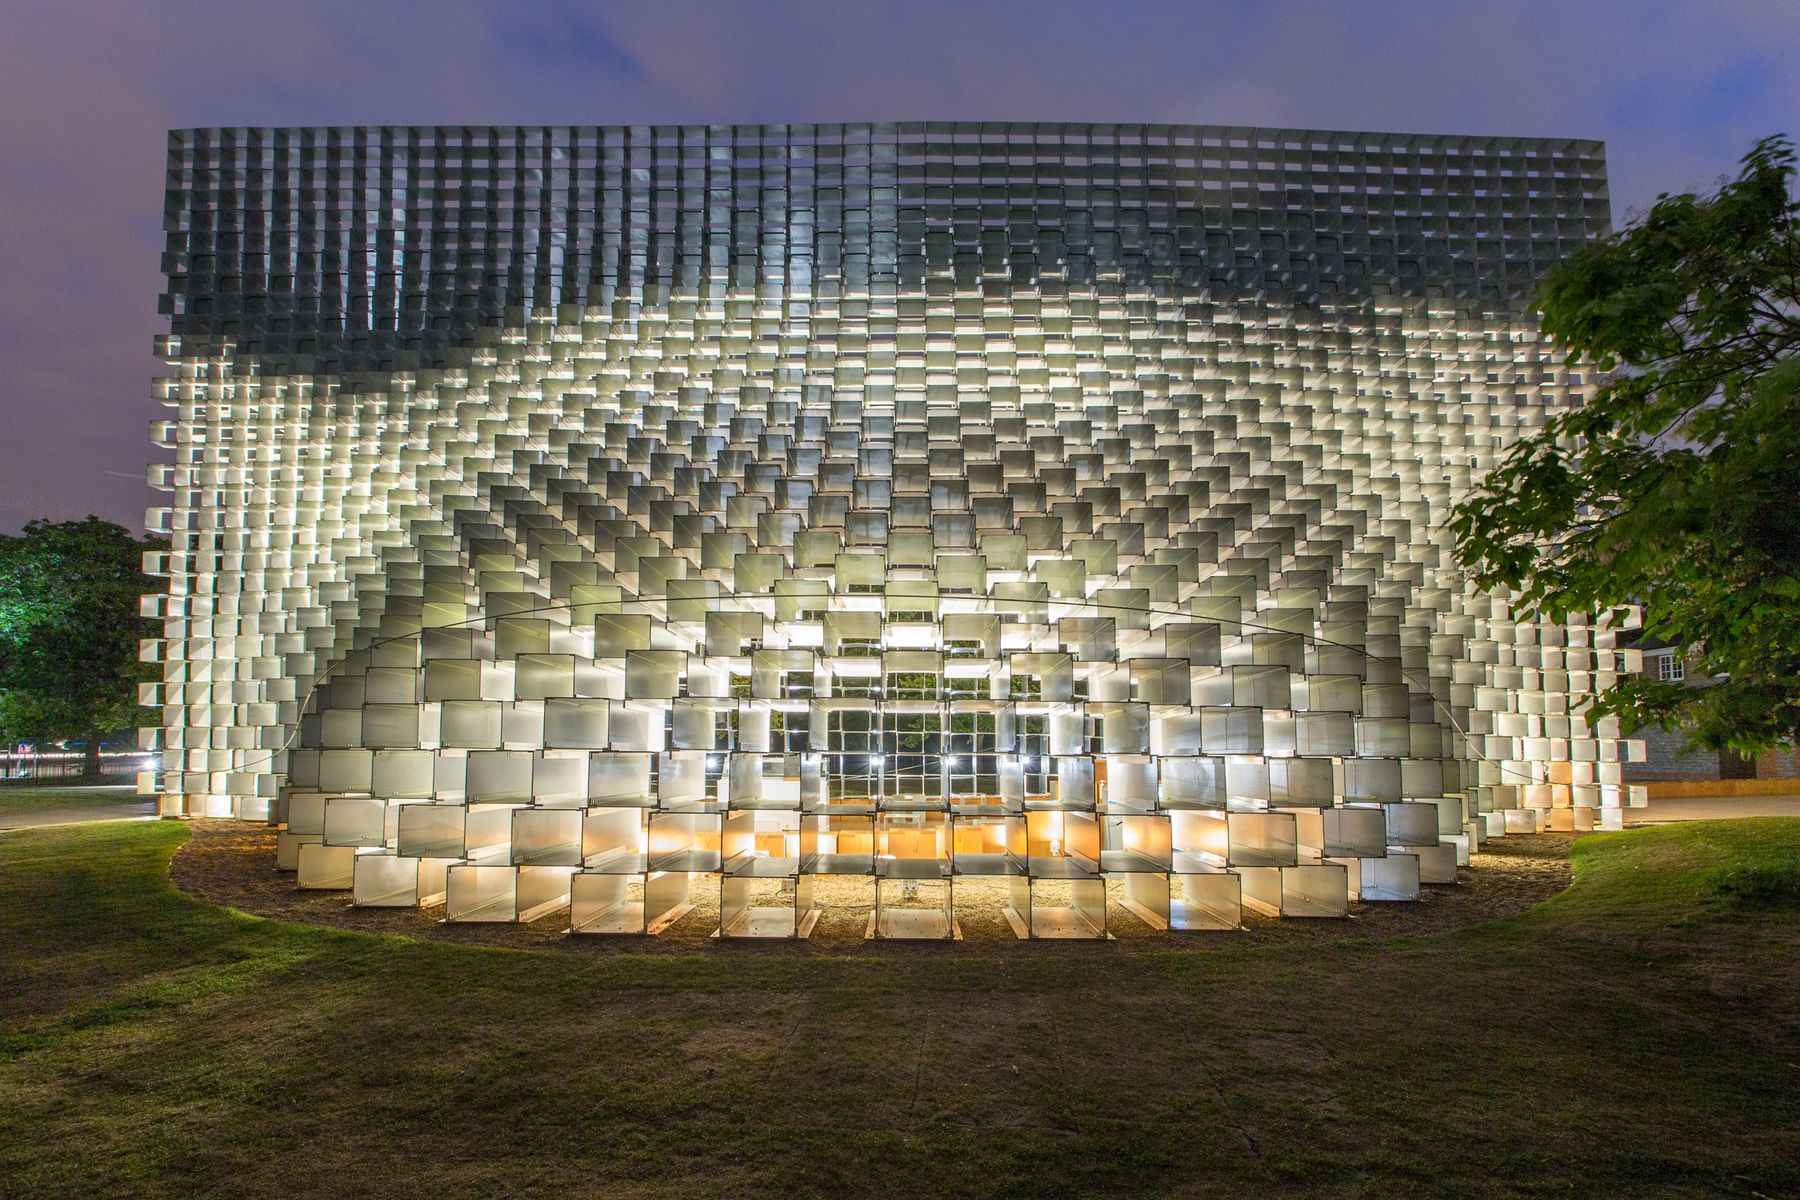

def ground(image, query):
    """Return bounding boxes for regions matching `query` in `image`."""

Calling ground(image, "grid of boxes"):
[158,123,1610,373]
[146,124,1640,938]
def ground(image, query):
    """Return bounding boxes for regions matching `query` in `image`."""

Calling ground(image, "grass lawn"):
[0,784,147,825]
[2,820,1797,1198]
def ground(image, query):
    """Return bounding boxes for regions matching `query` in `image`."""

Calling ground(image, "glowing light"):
[154,121,1631,936]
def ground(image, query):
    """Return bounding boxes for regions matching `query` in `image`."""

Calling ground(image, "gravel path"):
[169,818,1575,956]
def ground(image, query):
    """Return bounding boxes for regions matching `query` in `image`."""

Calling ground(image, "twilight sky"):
[1,0,1795,533]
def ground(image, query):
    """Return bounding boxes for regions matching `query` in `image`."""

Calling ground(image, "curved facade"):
[147,123,1639,936]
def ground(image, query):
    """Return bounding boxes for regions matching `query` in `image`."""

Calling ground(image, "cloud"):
[1,0,1794,530]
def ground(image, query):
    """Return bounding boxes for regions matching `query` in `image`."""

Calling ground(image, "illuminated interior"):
[145,122,1642,938]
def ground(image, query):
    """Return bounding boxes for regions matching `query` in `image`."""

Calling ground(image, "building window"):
[1656,654,1685,682]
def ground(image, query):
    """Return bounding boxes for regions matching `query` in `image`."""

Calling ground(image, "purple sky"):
[2,0,1795,533]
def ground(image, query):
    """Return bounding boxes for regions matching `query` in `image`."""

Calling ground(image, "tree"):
[1450,135,1800,755]
[0,517,163,775]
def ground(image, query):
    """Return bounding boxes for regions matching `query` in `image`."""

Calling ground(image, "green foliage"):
[0,517,163,750]
[1451,136,1800,754]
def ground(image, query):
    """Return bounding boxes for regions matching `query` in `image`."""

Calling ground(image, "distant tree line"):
[0,517,163,776]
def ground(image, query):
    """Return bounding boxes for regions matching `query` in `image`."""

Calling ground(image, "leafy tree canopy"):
[1451,135,1800,754]
[0,517,162,765]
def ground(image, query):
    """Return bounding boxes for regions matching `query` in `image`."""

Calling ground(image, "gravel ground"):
[168,817,1575,956]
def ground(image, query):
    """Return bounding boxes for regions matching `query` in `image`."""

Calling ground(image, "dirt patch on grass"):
[168,818,1573,955]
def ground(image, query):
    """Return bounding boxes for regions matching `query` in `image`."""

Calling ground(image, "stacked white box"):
[147,123,1633,935]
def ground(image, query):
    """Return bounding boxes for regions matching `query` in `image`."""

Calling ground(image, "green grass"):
[0,784,146,823]
[2,820,1798,1198]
